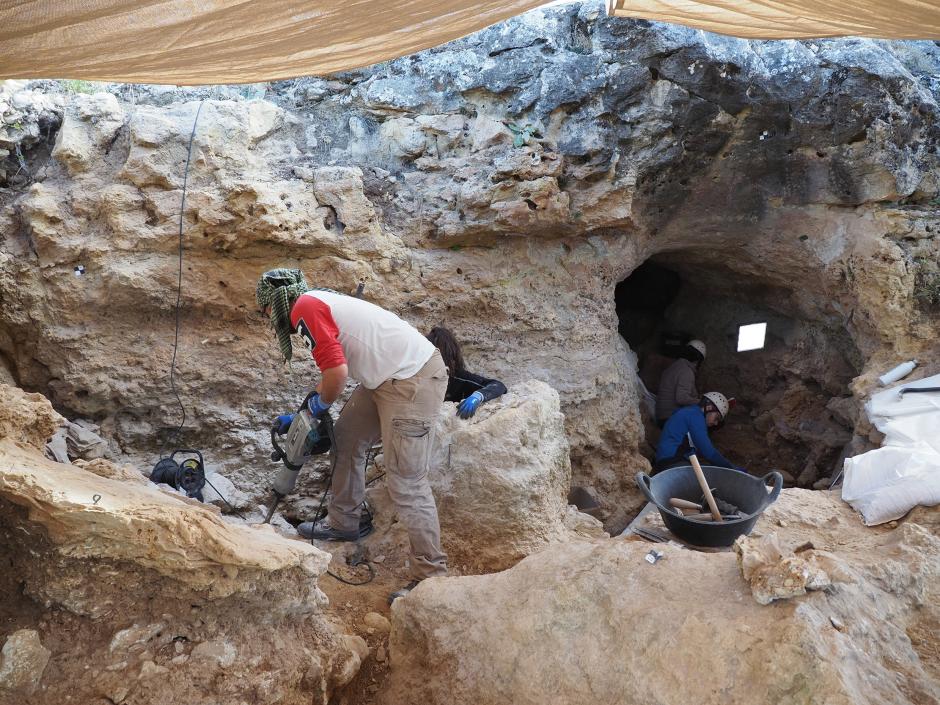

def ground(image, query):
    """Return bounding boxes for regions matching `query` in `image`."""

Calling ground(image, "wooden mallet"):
[686,432,723,522]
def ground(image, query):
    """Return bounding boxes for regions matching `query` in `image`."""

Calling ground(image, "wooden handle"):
[669,498,702,510]
[688,453,723,522]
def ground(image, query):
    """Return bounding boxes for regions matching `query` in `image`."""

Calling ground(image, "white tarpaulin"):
[842,373,940,525]
[1,0,940,85]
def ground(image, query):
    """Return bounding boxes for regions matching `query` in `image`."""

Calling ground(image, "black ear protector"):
[150,449,207,501]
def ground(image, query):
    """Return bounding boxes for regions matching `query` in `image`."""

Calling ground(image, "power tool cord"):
[204,475,247,520]
[164,100,204,454]
[158,102,243,519]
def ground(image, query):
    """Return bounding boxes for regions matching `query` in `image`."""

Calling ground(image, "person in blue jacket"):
[654,391,744,474]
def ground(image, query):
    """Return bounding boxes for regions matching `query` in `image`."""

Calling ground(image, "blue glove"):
[457,392,484,419]
[273,414,294,434]
[307,393,332,417]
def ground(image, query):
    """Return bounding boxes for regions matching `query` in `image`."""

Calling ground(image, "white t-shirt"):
[290,290,435,389]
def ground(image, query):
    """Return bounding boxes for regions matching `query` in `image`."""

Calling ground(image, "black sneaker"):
[357,518,374,539]
[297,519,358,542]
[388,580,420,605]
[298,517,374,541]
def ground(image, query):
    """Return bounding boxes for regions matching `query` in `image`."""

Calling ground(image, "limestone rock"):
[73,457,148,485]
[202,469,252,510]
[65,420,109,460]
[428,380,603,572]
[0,82,62,183]
[342,634,370,662]
[362,612,391,634]
[733,532,839,604]
[469,115,512,152]
[312,166,381,238]
[45,426,70,464]
[109,623,166,654]
[52,93,125,174]
[0,436,332,615]
[364,380,604,572]
[388,489,940,705]
[0,383,64,450]
[138,660,170,679]
[0,630,51,694]
[190,640,237,668]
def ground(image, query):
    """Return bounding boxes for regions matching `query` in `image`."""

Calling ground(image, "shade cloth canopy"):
[1,0,939,85]
[606,0,940,40]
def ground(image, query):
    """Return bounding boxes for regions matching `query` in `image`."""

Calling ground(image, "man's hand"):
[457,392,484,419]
[307,393,332,418]
[272,414,294,434]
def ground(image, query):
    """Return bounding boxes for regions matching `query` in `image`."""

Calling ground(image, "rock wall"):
[0,4,939,522]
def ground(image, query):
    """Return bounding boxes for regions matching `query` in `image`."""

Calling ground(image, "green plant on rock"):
[62,79,95,94]
[506,122,543,148]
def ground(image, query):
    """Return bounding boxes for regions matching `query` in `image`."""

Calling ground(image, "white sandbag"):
[842,444,940,525]
[843,372,940,524]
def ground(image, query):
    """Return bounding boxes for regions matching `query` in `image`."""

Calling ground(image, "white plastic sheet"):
[842,373,940,525]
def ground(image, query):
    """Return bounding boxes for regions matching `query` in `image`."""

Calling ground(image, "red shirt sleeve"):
[290,295,347,370]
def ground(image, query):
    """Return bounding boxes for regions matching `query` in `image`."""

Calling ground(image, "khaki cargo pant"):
[328,351,448,579]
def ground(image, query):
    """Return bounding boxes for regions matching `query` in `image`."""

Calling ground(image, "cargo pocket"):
[389,418,431,480]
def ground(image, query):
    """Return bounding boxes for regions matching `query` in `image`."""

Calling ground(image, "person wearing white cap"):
[654,391,745,474]
[655,339,707,427]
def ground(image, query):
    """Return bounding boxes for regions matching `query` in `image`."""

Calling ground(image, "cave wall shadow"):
[616,254,862,486]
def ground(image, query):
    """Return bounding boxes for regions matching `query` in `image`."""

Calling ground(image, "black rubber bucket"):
[635,465,783,547]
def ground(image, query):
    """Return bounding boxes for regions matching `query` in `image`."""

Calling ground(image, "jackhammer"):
[263,392,334,523]
[264,393,375,586]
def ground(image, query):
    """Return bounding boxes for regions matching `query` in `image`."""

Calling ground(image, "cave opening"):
[616,256,862,488]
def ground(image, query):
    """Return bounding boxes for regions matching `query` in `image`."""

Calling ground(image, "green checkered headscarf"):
[256,268,310,362]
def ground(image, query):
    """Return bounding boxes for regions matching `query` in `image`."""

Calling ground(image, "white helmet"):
[688,339,707,359]
[702,391,729,419]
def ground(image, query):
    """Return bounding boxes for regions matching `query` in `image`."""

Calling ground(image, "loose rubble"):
[0,383,361,704]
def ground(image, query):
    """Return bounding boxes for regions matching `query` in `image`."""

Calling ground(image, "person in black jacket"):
[427,326,507,419]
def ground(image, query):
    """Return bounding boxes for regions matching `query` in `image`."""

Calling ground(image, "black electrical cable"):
[204,475,247,521]
[327,558,376,586]
[899,386,940,397]
[155,101,243,520]
[165,100,205,453]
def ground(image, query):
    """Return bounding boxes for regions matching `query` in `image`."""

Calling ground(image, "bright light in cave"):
[737,323,767,352]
